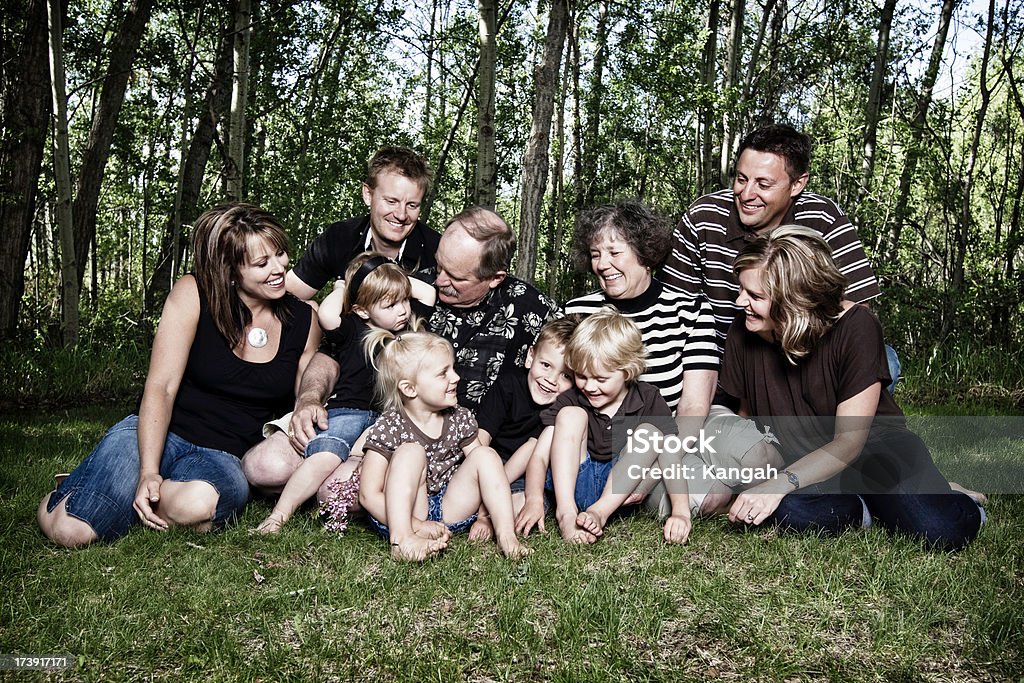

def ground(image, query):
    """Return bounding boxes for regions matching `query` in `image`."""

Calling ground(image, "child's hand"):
[663,513,692,545]
[515,497,545,536]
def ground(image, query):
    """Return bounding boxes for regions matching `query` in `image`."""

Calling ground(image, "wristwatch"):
[781,469,800,490]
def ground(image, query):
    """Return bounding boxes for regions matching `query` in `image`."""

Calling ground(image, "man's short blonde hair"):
[564,307,647,382]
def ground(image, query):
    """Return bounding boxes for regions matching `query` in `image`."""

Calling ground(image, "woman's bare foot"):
[390,534,447,562]
[253,511,287,535]
[950,482,988,505]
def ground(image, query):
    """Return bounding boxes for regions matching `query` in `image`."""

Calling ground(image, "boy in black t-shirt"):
[468,316,579,540]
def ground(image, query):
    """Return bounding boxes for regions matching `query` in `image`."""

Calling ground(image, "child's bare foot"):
[253,511,287,535]
[413,518,450,540]
[576,510,606,538]
[510,491,527,517]
[468,516,494,542]
[495,533,531,559]
[622,491,645,506]
[950,482,988,505]
[389,534,447,562]
[557,512,596,544]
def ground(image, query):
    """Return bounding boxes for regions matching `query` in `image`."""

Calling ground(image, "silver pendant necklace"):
[247,327,268,348]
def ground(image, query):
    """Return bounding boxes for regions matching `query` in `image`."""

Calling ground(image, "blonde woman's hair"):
[366,330,453,413]
[564,306,647,382]
[733,225,846,364]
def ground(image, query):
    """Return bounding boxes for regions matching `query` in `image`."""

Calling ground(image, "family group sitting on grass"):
[38,129,988,559]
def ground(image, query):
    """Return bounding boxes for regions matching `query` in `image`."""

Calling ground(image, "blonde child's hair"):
[368,330,454,412]
[534,314,581,353]
[563,306,647,382]
[343,251,414,315]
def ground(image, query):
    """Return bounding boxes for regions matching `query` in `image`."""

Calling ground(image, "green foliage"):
[0,343,147,410]
[0,290,151,409]
[12,0,1024,368]
[897,340,1024,412]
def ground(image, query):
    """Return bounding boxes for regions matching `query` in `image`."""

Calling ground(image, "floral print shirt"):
[363,406,478,495]
[413,272,561,410]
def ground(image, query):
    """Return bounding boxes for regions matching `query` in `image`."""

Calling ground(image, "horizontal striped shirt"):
[564,280,720,411]
[660,189,880,352]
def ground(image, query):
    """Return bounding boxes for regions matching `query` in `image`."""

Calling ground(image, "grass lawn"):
[1,404,1021,681]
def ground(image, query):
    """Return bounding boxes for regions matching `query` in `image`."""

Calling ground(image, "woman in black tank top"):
[38,203,320,547]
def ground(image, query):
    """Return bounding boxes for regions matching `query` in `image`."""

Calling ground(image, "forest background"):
[2,0,1023,407]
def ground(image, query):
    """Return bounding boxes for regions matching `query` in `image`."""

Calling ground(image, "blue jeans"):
[546,453,618,511]
[305,408,378,460]
[366,484,477,538]
[48,415,250,542]
[885,344,901,395]
[769,490,981,551]
[768,428,982,550]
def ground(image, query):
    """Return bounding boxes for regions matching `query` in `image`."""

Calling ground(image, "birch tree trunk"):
[547,16,573,301]
[719,0,745,186]
[700,0,721,192]
[578,1,608,209]
[424,0,438,133]
[474,0,497,210]
[883,0,958,261]
[1001,25,1024,332]
[856,0,897,209]
[741,0,777,105]
[227,0,252,201]
[147,30,235,315]
[516,0,569,282]
[70,0,154,290]
[952,0,996,295]
[47,0,77,346]
[0,0,51,337]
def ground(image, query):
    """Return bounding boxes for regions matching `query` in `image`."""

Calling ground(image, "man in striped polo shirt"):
[650,124,897,521]
[661,124,882,354]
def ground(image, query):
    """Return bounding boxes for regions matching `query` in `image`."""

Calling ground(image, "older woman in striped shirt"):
[564,200,725,543]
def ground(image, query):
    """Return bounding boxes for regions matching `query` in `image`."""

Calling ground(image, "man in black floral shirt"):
[413,207,560,410]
